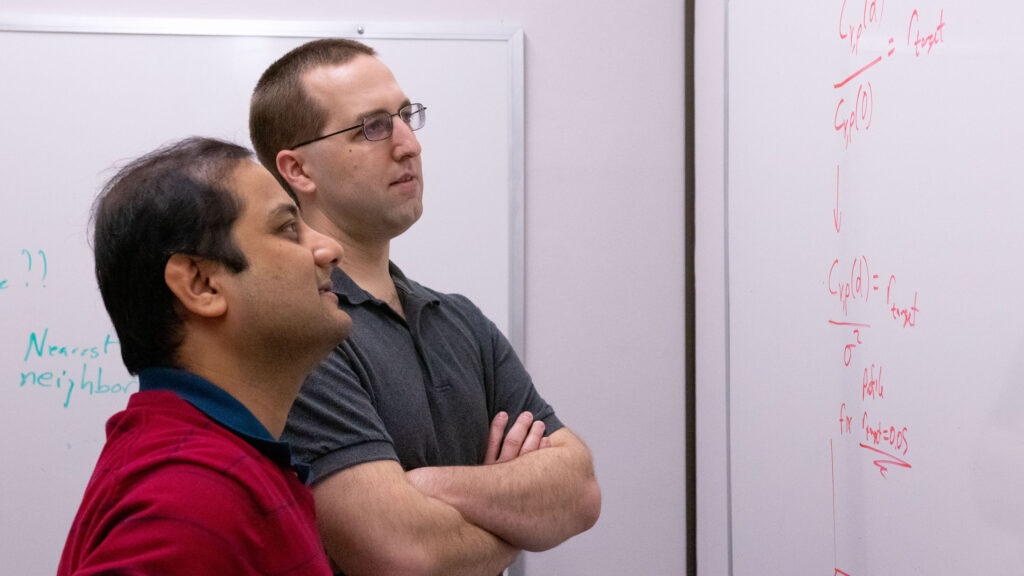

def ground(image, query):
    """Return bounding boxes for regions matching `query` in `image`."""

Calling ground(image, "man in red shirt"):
[58,137,352,575]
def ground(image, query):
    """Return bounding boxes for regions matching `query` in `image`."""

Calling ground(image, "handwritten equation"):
[834,1,946,148]
[827,3,946,575]
[826,255,919,326]
[827,169,921,369]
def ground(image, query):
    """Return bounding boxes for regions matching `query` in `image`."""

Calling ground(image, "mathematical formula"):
[832,3,946,149]
[826,256,919,325]
[826,3,945,573]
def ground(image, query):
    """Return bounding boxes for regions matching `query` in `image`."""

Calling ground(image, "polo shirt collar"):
[331,261,441,308]
[138,367,312,484]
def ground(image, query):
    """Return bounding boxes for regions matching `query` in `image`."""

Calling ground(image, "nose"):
[305,224,343,268]
[391,116,422,161]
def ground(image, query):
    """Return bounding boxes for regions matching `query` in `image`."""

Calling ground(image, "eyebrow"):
[352,98,413,122]
[268,202,299,222]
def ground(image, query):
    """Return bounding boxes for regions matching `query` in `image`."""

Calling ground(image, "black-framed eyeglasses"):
[289,103,427,149]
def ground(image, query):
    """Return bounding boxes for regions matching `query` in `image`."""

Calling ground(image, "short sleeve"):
[450,293,564,437]
[283,341,400,483]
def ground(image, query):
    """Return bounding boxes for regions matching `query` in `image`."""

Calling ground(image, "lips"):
[390,173,416,186]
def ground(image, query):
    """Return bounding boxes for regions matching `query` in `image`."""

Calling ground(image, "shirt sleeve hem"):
[310,440,401,485]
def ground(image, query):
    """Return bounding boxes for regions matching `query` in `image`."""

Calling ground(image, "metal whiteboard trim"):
[0,15,527,354]
[505,28,526,358]
[0,15,519,41]
[722,2,735,576]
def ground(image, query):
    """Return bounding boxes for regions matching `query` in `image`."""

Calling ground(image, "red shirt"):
[58,368,332,575]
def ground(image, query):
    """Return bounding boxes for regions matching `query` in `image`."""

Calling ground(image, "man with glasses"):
[250,39,601,575]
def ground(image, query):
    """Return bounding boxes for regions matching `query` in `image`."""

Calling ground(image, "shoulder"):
[108,394,308,511]
[67,437,321,574]
[65,478,324,575]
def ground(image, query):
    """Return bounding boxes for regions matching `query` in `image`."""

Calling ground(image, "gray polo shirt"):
[283,263,562,483]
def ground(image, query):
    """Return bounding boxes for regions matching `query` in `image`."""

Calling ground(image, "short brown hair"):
[249,38,377,197]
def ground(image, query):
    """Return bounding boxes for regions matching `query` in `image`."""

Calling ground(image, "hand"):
[483,411,550,464]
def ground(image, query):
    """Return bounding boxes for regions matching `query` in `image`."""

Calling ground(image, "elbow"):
[578,475,602,533]
[570,449,602,536]
[566,474,602,540]
[559,429,601,534]
[521,476,603,553]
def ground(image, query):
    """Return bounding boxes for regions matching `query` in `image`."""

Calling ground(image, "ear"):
[164,254,229,318]
[276,149,317,205]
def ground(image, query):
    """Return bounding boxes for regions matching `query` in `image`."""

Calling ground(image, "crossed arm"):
[313,412,601,576]
[407,415,601,552]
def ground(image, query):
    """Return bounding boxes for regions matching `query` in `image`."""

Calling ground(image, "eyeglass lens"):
[364,104,426,141]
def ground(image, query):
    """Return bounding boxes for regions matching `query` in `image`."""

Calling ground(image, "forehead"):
[302,55,408,122]
[229,161,295,226]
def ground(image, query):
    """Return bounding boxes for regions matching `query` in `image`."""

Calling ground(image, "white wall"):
[5,2,687,574]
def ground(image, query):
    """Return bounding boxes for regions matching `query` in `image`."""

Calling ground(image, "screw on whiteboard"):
[357,26,365,35]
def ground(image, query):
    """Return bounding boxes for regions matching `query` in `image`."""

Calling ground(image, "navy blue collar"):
[138,367,311,484]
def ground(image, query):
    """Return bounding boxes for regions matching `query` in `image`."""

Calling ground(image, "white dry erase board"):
[0,17,523,574]
[724,1,1024,574]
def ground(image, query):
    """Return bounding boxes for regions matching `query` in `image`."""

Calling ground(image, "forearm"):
[316,463,518,576]
[407,428,602,551]
[377,491,520,576]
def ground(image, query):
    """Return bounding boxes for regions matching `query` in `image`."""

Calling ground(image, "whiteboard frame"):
[0,14,526,355]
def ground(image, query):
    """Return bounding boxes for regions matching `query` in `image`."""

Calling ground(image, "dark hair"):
[249,38,377,197]
[92,137,252,374]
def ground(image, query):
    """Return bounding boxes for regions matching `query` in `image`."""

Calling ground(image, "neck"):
[343,244,405,318]
[340,242,397,300]
[177,338,315,439]
[303,205,401,313]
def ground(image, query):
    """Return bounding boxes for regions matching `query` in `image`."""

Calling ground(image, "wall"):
[2,2,687,574]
